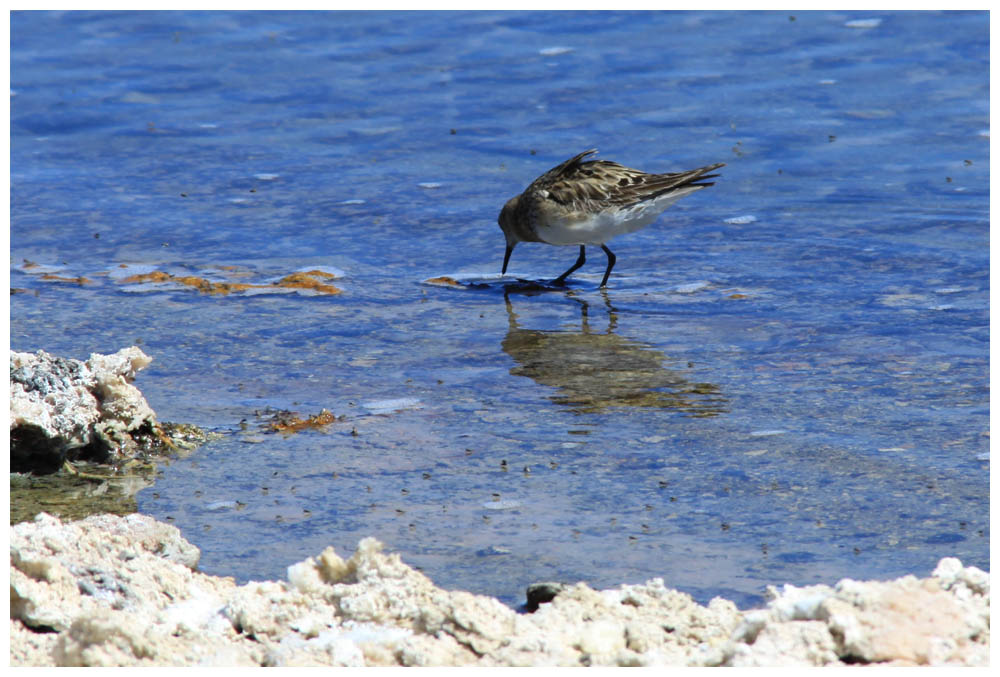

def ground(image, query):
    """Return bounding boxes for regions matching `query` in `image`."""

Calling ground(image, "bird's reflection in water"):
[501,291,728,417]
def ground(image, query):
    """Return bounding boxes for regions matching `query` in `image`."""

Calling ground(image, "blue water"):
[10,10,988,609]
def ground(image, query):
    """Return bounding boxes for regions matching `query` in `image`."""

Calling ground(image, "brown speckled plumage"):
[498,149,724,287]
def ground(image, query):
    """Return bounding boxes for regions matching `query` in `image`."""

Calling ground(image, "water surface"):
[10,10,988,608]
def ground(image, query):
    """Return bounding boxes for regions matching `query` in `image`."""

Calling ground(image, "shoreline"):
[9,347,990,665]
[10,511,989,667]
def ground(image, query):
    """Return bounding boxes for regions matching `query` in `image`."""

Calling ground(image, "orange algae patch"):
[267,409,341,434]
[424,276,465,288]
[40,274,90,284]
[276,272,342,295]
[120,271,256,295]
[171,276,256,295]
[120,271,173,284]
[117,268,342,295]
[296,269,338,279]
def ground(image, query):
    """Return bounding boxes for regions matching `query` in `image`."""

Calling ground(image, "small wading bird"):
[498,149,724,288]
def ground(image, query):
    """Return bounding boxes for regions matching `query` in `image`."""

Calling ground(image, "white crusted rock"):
[728,620,839,666]
[822,575,985,665]
[722,560,990,666]
[10,347,159,472]
[9,514,991,667]
[10,513,261,666]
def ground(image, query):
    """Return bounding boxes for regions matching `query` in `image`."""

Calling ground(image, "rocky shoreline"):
[9,347,211,524]
[8,347,991,666]
[9,511,990,667]
[10,347,194,475]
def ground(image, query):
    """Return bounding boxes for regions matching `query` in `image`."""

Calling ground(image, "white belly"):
[536,191,691,246]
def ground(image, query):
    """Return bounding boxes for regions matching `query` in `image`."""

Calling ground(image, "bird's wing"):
[528,148,599,191]
[541,158,726,211]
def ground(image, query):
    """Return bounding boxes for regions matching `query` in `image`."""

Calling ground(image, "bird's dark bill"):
[502,245,515,274]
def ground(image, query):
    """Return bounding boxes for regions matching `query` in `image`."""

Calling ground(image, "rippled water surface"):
[10,10,988,608]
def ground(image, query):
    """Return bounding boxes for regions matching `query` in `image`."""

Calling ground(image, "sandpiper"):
[498,149,724,287]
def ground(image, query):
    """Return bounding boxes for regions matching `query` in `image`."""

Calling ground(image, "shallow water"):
[10,10,988,609]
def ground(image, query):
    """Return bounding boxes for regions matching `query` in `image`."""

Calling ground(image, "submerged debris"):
[263,408,343,434]
[10,461,158,524]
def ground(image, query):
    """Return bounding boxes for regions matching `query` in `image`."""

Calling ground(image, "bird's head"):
[498,195,521,274]
[498,195,521,242]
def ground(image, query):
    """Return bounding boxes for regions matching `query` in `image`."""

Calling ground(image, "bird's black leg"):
[552,245,586,286]
[599,244,616,288]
